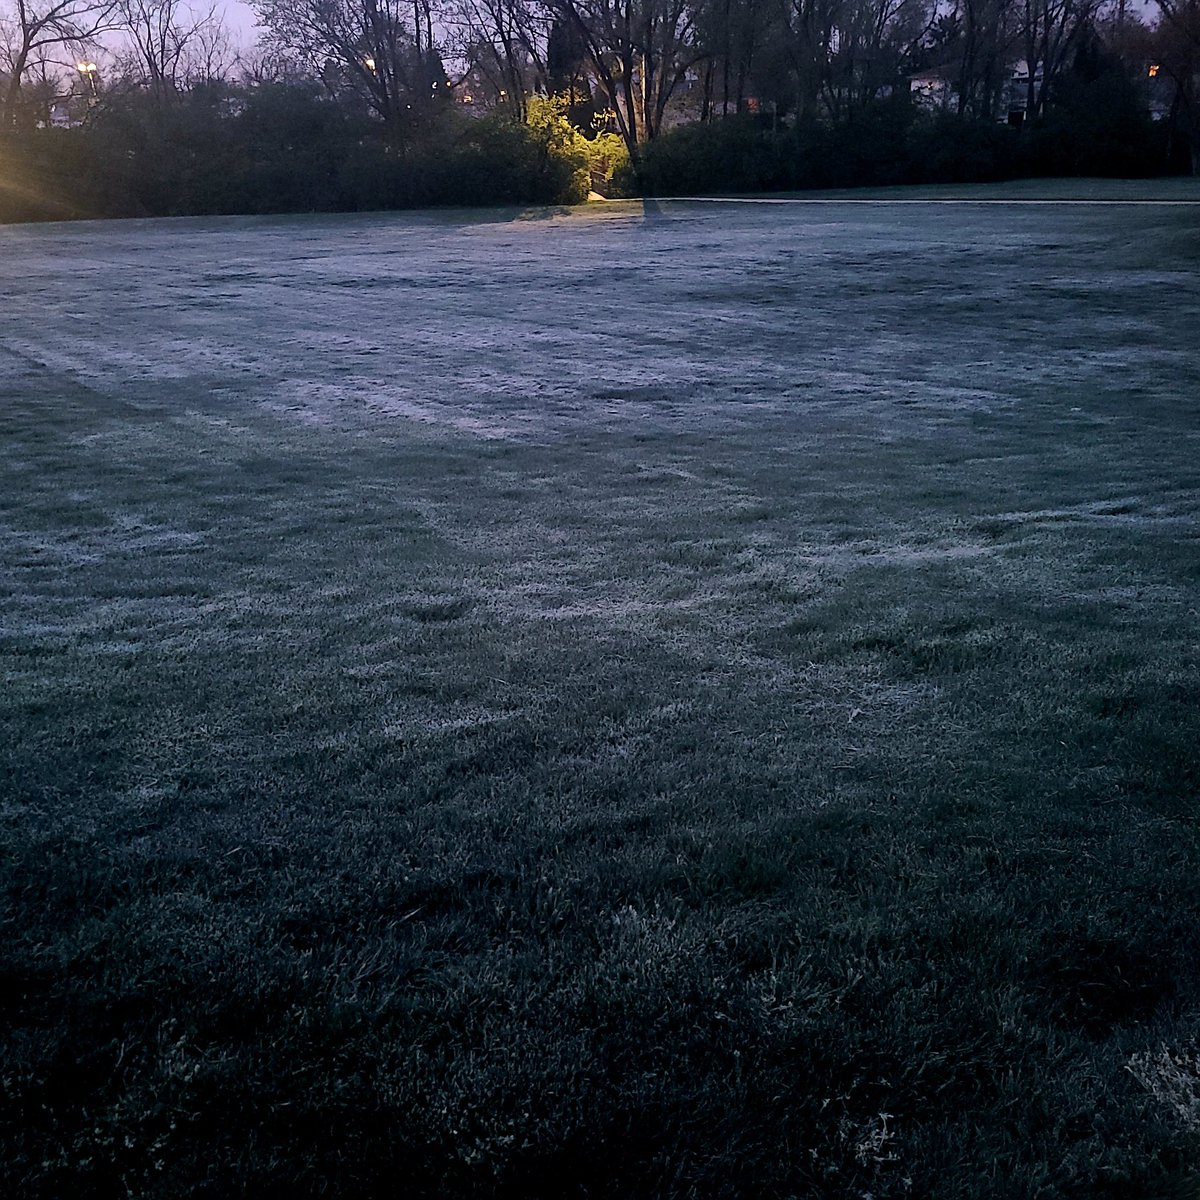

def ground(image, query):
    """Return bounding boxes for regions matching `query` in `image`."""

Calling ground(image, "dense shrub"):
[626,117,794,195]
[1020,36,1172,179]
[908,112,1022,183]
[0,72,1184,225]
[0,129,110,222]
[633,92,1176,198]
[584,131,631,196]
[631,104,1015,196]
[0,89,596,224]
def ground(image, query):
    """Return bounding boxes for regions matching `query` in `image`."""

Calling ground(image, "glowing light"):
[1148,63,1160,77]
[363,56,376,70]
[76,61,99,101]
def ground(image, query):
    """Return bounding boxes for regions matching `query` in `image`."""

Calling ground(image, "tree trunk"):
[1023,3,1037,116]
[721,0,731,116]
[2,42,31,129]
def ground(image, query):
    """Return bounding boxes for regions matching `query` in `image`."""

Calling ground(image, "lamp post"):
[76,62,99,106]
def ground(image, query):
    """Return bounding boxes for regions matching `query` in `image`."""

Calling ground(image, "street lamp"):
[76,61,99,103]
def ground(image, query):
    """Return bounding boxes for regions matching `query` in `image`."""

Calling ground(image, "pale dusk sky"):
[222,1,261,50]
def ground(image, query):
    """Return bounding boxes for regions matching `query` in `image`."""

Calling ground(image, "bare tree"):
[770,0,830,117]
[951,0,1019,116]
[183,10,235,84]
[0,0,118,126]
[694,0,772,117]
[822,0,931,114]
[448,0,547,116]
[1154,0,1200,170]
[237,40,312,85]
[1017,0,1100,118]
[541,0,707,152]
[253,0,447,128]
[112,0,224,100]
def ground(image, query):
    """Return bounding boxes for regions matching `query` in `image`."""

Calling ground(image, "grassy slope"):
[2,191,1200,1197]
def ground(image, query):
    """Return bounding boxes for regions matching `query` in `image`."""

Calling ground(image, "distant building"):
[911,56,1177,126]
[43,95,90,129]
[908,68,957,112]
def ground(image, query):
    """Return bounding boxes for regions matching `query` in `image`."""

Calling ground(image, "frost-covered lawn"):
[3,185,1200,1198]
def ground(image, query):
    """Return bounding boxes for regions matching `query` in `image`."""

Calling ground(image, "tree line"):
[1,0,1196,222]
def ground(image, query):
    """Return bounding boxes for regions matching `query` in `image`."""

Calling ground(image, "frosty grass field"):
[3,181,1200,1198]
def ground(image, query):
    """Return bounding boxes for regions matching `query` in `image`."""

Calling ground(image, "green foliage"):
[583,131,631,197]
[521,94,591,204]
